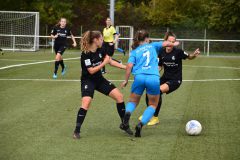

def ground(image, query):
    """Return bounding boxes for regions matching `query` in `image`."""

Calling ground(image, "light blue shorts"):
[131,74,160,95]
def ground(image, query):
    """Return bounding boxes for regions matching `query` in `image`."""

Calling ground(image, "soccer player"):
[120,30,179,137]
[50,17,77,79]
[102,17,121,74]
[73,30,131,139]
[144,31,200,126]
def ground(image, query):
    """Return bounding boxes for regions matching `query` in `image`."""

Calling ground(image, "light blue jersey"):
[128,42,163,77]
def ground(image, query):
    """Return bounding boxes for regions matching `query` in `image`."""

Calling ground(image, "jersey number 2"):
[143,51,150,66]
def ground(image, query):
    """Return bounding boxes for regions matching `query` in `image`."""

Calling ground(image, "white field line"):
[0,57,80,70]
[0,78,239,82]
[183,65,240,70]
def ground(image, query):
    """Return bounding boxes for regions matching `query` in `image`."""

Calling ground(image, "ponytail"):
[80,30,102,53]
[132,30,149,49]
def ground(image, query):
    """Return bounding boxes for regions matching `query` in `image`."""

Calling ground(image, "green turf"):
[0,51,240,160]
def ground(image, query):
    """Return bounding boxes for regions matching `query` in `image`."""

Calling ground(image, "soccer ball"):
[185,120,202,136]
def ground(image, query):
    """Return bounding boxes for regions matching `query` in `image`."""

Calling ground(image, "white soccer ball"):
[185,120,202,136]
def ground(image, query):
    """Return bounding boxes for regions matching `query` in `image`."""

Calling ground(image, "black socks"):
[117,102,126,122]
[54,61,60,74]
[59,60,65,71]
[75,108,88,133]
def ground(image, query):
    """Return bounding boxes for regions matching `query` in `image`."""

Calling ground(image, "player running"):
[120,30,179,137]
[102,17,121,74]
[73,31,131,139]
[50,17,77,79]
[142,31,200,126]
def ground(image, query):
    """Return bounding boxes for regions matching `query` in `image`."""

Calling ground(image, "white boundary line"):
[0,57,80,70]
[0,78,239,82]
[183,65,240,70]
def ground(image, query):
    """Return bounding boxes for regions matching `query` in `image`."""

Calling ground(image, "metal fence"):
[0,35,240,56]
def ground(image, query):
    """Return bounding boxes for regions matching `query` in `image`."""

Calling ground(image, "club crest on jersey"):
[65,30,67,33]
[172,56,175,60]
[99,53,102,58]
[84,85,88,89]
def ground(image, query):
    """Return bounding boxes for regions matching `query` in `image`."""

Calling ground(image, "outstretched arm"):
[109,58,126,70]
[87,55,110,74]
[162,41,180,47]
[188,48,200,60]
[120,63,133,88]
[70,33,77,47]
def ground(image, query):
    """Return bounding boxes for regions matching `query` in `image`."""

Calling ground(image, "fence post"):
[204,28,207,54]
[13,35,15,52]
[52,39,54,53]
[207,41,210,56]
[181,41,184,50]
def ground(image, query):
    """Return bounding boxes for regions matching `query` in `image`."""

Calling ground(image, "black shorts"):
[81,77,116,98]
[160,77,182,94]
[102,42,115,57]
[54,44,67,55]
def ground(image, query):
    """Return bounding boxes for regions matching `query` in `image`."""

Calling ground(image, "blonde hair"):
[55,17,67,27]
[80,31,102,53]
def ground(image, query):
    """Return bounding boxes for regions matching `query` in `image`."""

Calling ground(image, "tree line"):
[1,0,240,35]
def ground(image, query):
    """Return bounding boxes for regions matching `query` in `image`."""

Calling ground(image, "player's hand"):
[72,42,77,47]
[193,48,200,57]
[54,34,59,39]
[120,80,128,88]
[173,41,180,46]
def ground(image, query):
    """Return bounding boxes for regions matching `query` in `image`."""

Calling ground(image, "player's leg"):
[146,83,168,125]
[73,80,95,139]
[122,75,144,136]
[53,51,62,79]
[58,46,67,76]
[135,75,160,137]
[148,80,182,125]
[73,97,92,139]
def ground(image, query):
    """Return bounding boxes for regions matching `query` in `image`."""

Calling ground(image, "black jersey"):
[158,47,189,80]
[51,26,72,45]
[81,48,107,80]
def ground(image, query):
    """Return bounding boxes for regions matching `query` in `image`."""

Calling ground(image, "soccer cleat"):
[120,123,133,135]
[101,71,106,74]
[53,73,57,79]
[61,65,67,76]
[147,116,160,126]
[73,131,80,139]
[135,123,142,137]
[138,115,143,121]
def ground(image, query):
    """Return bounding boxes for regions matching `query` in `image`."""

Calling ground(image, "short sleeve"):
[128,51,136,64]
[180,49,189,60]
[81,53,92,68]
[51,27,57,35]
[151,41,163,52]
[111,26,117,35]
[99,47,107,58]
[67,29,72,36]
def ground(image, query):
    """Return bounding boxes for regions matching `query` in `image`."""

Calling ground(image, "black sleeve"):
[81,53,92,68]
[51,27,57,35]
[67,29,72,36]
[179,49,189,60]
[100,47,107,58]
[158,48,163,66]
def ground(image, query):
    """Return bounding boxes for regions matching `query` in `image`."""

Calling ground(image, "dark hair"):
[132,30,149,49]
[55,17,67,27]
[80,30,102,53]
[164,31,176,41]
